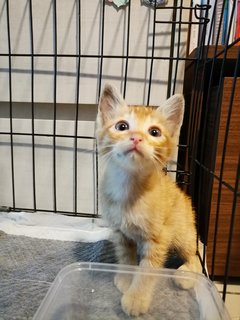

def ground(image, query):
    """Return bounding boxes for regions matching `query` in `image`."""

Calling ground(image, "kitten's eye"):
[148,127,161,137]
[115,121,129,131]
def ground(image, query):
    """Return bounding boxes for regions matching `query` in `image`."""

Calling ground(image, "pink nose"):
[130,136,142,145]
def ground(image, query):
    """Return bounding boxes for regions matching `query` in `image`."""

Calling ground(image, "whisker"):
[98,144,114,156]
[151,159,161,174]
[99,151,112,163]
[152,154,167,171]
[98,149,114,171]
[152,151,166,165]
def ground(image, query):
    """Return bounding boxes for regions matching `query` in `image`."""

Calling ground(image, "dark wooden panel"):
[207,78,240,277]
[188,46,239,60]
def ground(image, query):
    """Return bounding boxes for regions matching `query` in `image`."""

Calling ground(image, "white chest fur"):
[103,163,132,202]
[100,163,150,241]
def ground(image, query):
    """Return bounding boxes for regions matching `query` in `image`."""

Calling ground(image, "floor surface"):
[215,283,240,320]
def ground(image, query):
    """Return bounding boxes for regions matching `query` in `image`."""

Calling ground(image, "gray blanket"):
[0,231,199,320]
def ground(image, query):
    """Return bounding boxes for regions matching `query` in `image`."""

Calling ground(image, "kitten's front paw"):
[114,273,132,293]
[173,265,196,290]
[121,290,151,316]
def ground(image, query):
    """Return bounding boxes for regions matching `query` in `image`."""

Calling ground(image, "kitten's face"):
[97,84,184,173]
[98,106,173,171]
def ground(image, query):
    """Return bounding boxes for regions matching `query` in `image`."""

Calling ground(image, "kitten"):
[96,84,201,316]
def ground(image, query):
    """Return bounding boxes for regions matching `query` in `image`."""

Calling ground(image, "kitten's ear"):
[98,84,126,124]
[157,94,185,136]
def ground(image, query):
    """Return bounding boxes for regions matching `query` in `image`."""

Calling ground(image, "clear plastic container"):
[33,262,230,320]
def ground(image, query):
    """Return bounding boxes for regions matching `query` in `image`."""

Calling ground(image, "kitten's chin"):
[114,151,152,172]
[124,149,143,158]
[116,150,143,162]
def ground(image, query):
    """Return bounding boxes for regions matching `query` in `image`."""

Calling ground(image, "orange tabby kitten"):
[96,84,201,316]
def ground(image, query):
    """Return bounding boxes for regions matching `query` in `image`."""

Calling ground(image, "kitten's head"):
[96,84,184,173]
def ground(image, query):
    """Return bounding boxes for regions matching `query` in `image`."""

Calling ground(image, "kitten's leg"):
[174,240,202,289]
[113,231,137,293]
[174,256,202,289]
[179,254,202,273]
[121,240,168,316]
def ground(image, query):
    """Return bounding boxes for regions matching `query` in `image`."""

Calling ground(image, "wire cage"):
[0,0,239,307]
[179,0,240,302]
[0,0,211,216]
